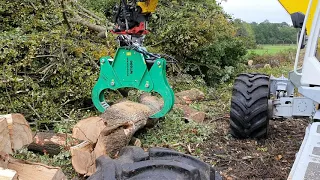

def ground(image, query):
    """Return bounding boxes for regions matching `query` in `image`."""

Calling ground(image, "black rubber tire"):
[230,73,270,139]
[89,146,222,180]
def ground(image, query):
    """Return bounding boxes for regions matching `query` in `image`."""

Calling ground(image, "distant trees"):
[232,19,298,46]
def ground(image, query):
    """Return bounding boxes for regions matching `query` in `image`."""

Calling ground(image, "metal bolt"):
[157,61,161,66]
[145,83,149,88]
[101,59,105,63]
[110,82,115,86]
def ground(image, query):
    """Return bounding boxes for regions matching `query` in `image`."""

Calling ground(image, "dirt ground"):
[201,117,309,180]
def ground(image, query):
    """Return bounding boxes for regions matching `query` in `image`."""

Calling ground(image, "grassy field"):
[250,44,296,55]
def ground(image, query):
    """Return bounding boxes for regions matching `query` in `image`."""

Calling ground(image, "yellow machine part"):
[137,0,159,13]
[278,0,318,34]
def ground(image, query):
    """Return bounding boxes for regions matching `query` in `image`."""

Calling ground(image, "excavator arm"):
[92,0,175,118]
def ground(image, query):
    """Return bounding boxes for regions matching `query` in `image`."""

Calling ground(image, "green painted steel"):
[92,47,174,118]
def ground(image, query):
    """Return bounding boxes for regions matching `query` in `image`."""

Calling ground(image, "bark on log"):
[28,132,82,155]
[0,114,33,154]
[71,100,161,175]
[7,157,66,180]
[175,88,205,105]
[69,14,106,34]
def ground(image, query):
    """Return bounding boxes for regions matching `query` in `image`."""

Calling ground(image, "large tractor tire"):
[230,73,270,139]
[89,146,222,180]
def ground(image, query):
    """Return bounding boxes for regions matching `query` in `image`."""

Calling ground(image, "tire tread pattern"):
[230,73,270,139]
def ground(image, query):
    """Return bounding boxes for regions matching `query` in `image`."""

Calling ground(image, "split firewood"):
[71,100,162,175]
[0,168,16,180]
[7,157,66,180]
[175,104,206,123]
[72,116,106,143]
[175,88,205,105]
[28,132,82,155]
[0,152,9,169]
[0,114,33,154]
[0,118,13,155]
[70,141,96,175]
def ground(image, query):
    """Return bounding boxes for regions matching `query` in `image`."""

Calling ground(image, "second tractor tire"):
[230,73,270,139]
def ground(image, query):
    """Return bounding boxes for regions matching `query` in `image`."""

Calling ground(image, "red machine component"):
[111,22,149,35]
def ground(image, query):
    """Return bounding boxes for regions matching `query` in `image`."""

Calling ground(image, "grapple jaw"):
[92,47,174,118]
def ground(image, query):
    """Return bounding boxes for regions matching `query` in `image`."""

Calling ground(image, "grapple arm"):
[92,47,174,118]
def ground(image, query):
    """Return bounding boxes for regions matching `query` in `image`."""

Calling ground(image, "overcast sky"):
[221,0,292,24]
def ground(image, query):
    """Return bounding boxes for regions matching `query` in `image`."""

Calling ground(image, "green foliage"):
[251,21,298,44]
[145,1,247,85]
[79,0,117,13]
[0,1,116,125]
[232,19,257,49]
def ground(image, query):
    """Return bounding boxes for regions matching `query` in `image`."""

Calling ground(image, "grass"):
[249,44,296,55]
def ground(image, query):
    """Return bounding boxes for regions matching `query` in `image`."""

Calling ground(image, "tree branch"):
[70,14,106,34]
[61,0,71,30]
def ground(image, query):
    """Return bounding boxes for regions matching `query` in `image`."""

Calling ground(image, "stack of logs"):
[0,114,66,180]
[0,88,206,179]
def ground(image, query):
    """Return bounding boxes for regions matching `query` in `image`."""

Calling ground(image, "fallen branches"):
[69,14,106,34]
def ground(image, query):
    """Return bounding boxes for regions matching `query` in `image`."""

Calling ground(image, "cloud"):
[221,0,292,24]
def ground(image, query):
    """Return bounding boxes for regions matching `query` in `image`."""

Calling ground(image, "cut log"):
[7,114,33,151]
[72,117,105,143]
[71,100,159,175]
[98,101,153,156]
[28,132,82,155]
[7,157,66,180]
[70,141,96,175]
[0,168,16,180]
[0,118,13,155]
[175,104,206,123]
[0,114,33,154]
[175,88,205,105]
